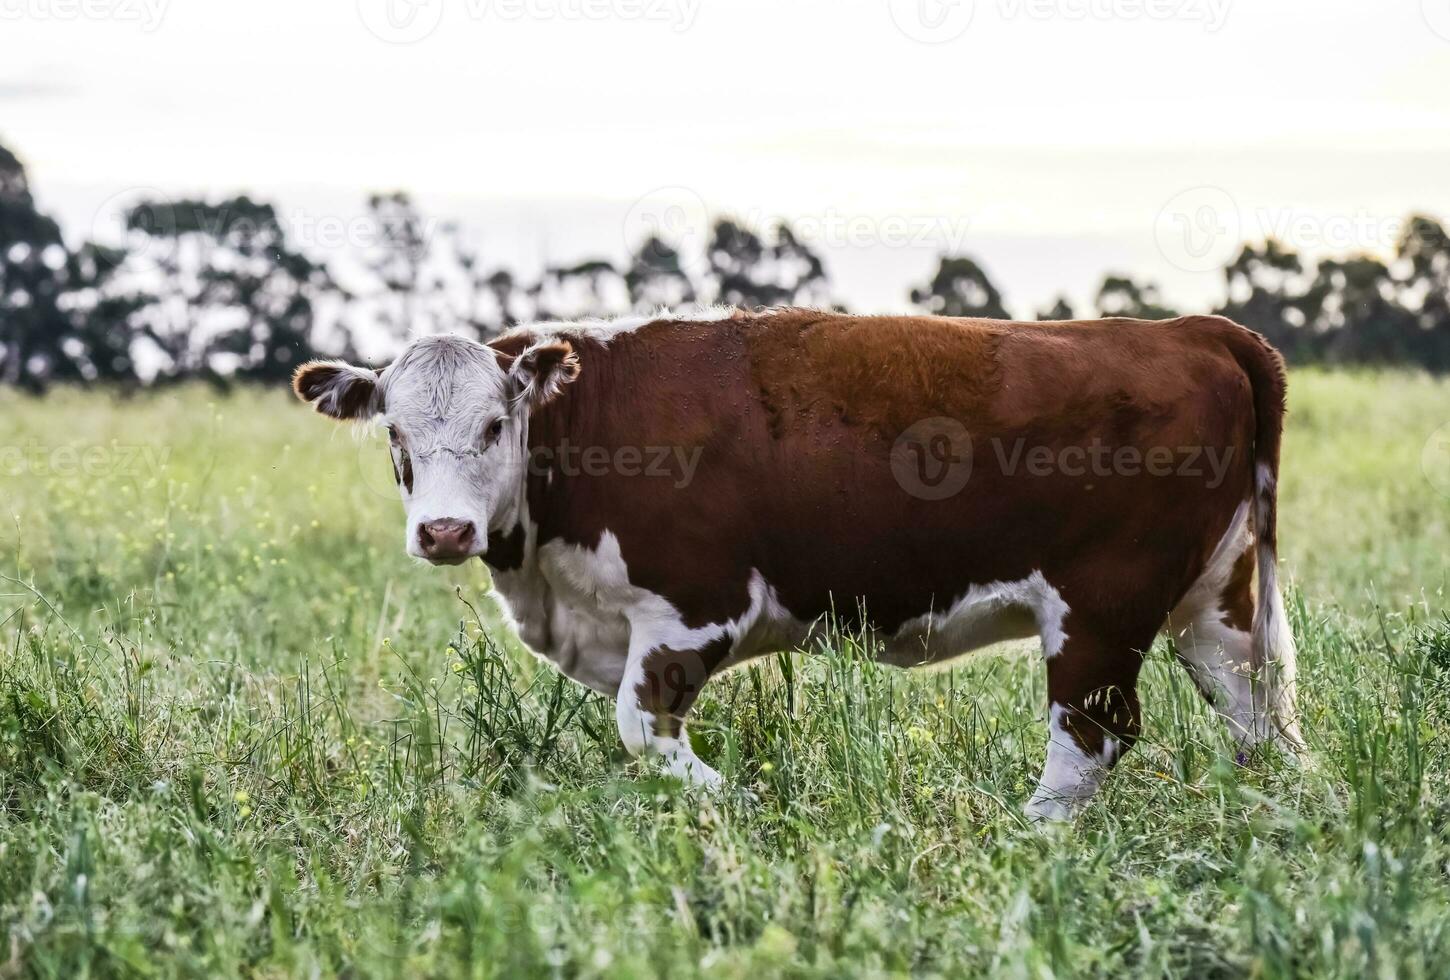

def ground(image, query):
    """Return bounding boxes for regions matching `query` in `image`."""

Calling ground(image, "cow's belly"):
[496,536,1067,696]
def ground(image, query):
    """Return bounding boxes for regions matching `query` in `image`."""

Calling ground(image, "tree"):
[531,259,629,322]
[770,224,832,309]
[624,235,697,311]
[361,191,433,344]
[0,142,141,391]
[1094,274,1177,320]
[909,256,1009,318]
[707,218,789,309]
[1214,240,1313,359]
[1393,215,1450,371]
[697,218,833,309]
[1302,255,1420,366]
[1037,296,1075,320]
[480,268,528,333]
[121,195,344,383]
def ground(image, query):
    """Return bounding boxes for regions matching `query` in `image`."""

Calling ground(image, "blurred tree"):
[700,218,833,309]
[1036,296,1075,320]
[60,242,146,383]
[909,256,1009,318]
[1095,274,1178,320]
[123,195,344,383]
[480,268,529,332]
[0,143,141,391]
[1302,255,1421,366]
[362,191,432,343]
[9,127,1450,387]
[770,224,832,309]
[531,259,628,322]
[0,144,76,391]
[707,218,788,309]
[1213,240,1313,359]
[1393,214,1450,371]
[624,235,697,311]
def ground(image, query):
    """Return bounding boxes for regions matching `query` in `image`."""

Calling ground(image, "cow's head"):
[292,333,579,564]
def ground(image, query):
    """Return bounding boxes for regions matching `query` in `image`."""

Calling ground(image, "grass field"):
[2,370,1449,977]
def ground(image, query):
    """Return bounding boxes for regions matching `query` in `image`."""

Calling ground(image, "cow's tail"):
[1217,318,1303,748]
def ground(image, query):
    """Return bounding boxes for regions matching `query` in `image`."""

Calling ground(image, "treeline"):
[2,139,1448,393]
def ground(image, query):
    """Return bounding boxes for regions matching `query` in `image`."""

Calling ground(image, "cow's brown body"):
[498,310,1251,640]
[296,308,1303,818]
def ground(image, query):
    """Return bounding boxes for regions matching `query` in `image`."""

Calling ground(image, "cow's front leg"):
[1026,622,1148,822]
[616,633,728,787]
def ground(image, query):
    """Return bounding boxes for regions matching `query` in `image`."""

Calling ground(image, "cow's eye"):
[485,418,506,447]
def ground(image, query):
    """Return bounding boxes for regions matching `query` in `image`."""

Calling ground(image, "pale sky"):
[3,0,1449,315]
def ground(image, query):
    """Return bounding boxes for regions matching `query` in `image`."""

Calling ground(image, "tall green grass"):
[1,370,1448,977]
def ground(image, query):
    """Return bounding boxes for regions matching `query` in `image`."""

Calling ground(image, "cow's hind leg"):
[615,634,727,787]
[1026,620,1149,822]
[1168,608,1276,749]
[1166,502,1300,751]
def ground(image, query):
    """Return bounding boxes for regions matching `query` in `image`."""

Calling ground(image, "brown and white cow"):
[293,308,1303,820]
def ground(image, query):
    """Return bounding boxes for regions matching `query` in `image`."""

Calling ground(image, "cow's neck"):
[480,332,608,658]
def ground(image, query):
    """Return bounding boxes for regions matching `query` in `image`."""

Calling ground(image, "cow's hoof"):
[1023,795,1076,824]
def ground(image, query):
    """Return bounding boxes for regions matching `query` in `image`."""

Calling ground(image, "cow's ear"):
[292,360,381,421]
[505,340,580,408]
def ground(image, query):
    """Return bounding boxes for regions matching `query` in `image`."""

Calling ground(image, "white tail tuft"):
[1253,464,1302,747]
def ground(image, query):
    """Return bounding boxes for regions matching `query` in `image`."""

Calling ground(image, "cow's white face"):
[292,334,579,565]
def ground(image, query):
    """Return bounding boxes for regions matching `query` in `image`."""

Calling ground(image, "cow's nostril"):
[418,525,436,550]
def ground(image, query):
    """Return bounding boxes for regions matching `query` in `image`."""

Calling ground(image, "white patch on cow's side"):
[498,305,741,348]
[1025,703,1120,822]
[884,571,1069,666]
